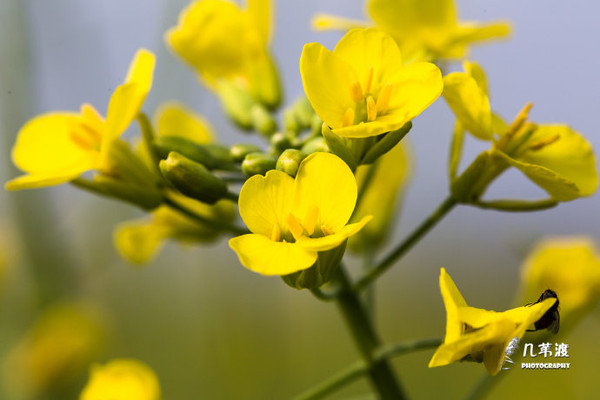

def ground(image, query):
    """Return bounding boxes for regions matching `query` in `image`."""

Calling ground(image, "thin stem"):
[354,196,458,291]
[293,337,442,400]
[163,197,249,235]
[334,266,407,400]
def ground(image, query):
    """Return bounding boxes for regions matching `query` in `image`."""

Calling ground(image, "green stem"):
[163,197,249,235]
[334,267,407,400]
[293,338,441,400]
[137,112,161,173]
[354,196,458,291]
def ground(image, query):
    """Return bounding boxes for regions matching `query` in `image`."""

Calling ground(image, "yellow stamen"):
[303,206,319,236]
[528,134,560,151]
[507,102,534,138]
[376,83,392,114]
[366,95,377,122]
[270,224,281,242]
[69,122,102,151]
[364,66,374,94]
[321,225,335,236]
[287,213,304,241]
[342,107,355,127]
[349,80,363,102]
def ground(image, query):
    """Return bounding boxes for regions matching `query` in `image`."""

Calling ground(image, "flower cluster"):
[3,0,598,398]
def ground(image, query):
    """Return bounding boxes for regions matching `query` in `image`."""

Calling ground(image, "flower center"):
[272,206,335,242]
[69,120,103,152]
[343,66,392,127]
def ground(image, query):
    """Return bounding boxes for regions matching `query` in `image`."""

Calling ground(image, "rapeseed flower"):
[6,49,155,191]
[429,268,556,375]
[80,359,160,400]
[300,28,442,138]
[229,152,370,276]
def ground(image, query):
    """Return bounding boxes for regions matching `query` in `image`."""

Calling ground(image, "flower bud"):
[154,136,233,170]
[270,131,296,154]
[301,137,329,154]
[216,81,256,130]
[251,104,277,137]
[230,143,263,163]
[241,152,277,177]
[276,149,305,177]
[159,152,228,204]
[92,176,163,210]
[281,242,346,289]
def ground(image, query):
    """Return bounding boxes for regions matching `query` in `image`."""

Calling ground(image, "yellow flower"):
[300,28,442,138]
[6,49,155,191]
[80,359,160,400]
[368,0,511,60]
[348,141,412,252]
[3,303,106,398]
[166,0,280,107]
[229,152,371,276]
[444,64,598,201]
[520,237,600,329]
[312,0,510,62]
[429,268,556,375]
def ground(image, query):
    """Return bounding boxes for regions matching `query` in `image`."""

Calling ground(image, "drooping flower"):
[312,0,511,62]
[429,268,556,375]
[166,0,280,108]
[6,49,155,191]
[519,237,600,331]
[300,28,442,138]
[79,359,160,400]
[229,152,370,277]
[444,63,598,202]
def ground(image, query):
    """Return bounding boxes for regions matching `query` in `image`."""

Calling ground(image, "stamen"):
[507,102,534,138]
[528,133,560,151]
[366,95,377,122]
[364,66,374,94]
[270,224,281,242]
[342,107,355,127]
[349,80,363,102]
[321,225,335,236]
[287,213,304,241]
[303,206,319,236]
[69,122,102,151]
[376,83,392,114]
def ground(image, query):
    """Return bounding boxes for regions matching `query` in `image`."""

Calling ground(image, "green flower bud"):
[270,131,296,154]
[283,109,301,134]
[251,104,277,137]
[301,137,329,154]
[281,242,346,289]
[292,96,315,128]
[276,149,305,177]
[216,81,255,130]
[73,176,163,210]
[160,152,228,204]
[241,152,277,177]
[154,136,233,170]
[230,143,263,163]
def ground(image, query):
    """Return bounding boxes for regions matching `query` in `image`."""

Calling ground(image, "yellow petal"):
[293,153,357,232]
[443,72,493,140]
[514,125,598,197]
[114,221,166,266]
[12,112,98,179]
[5,170,87,191]
[493,149,581,201]
[103,50,155,145]
[453,22,512,47]
[297,216,372,252]
[80,359,160,400]
[368,0,457,36]
[439,268,468,343]
[238,169,295,237]
[333,28,403,93]
[311,13,369,31]
[247,0,272,45]
[229,234,317,275]
[300,42,357,129]
[154,101,214,143]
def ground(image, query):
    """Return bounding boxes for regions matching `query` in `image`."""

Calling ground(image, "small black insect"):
[527,289,560,334]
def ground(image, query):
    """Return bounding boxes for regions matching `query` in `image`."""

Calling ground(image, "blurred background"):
[0,0,599,399]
